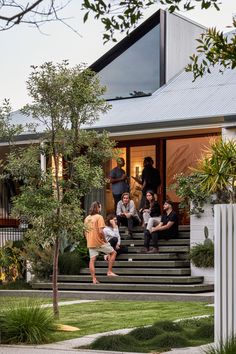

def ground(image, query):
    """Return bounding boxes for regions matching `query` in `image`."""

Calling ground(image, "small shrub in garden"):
[190,241,214,268]
[129,326,161,340]
[204,336,236,354]
[90,334,138,351]
[195,322,214,340]
[0,300,56,344]
[153,320,183,332]
[152,332,189,348]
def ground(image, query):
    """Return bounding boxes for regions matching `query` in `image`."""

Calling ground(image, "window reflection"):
[99,25,160,100]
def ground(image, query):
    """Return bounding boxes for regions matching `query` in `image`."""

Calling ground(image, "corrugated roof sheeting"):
[84,62,236,130]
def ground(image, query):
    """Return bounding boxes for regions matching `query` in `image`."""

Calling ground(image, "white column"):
[40,142,46,173]
[214,204,236,343]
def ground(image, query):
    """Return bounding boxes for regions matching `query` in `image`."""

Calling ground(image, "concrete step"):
[120,232,190,240]
[126,246,189,253]
[95,260,190,268]
[121,239,190,246]
[32,281,214,293]
[116,253,179,260]
[80,267,191,276]
[57,275,204,284]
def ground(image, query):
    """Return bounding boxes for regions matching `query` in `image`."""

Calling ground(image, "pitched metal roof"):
[84,40,236,133]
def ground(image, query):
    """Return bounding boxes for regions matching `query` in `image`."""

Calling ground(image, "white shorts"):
[89,243,115,259]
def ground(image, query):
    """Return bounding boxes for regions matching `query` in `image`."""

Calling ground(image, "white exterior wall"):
[215,204,236,343]
[222,126,236,140]
[166,13,205,83]
[190,203,214,284]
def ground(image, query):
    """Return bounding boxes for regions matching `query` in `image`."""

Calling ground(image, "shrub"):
[153,320,183,332]
[0,300,56,344]
[152,332,189,348]
[190,241,214,268]
[195,322,214,340]
[204,336,236,354]
[90,334,138,351]
[129,326,161,340]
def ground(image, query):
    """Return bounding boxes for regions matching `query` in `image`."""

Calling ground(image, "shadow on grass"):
[84,317,214,353]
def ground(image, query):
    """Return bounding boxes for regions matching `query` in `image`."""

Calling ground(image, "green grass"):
[51,300,214,342]
[0,298,214,343]
[88,317,214,353]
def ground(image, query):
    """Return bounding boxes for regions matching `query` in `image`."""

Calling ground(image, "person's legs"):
[107,250,118,276]
[146,217,161,233]
[142,211,150,226]
[148,231,159,253]
[127,216,134,238]
[89,256,99,284]
[144,229,151,251]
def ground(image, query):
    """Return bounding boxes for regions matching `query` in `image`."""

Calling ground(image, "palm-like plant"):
[191,139,236,204]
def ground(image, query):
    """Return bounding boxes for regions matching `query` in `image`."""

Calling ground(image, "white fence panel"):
[215,204,236,343]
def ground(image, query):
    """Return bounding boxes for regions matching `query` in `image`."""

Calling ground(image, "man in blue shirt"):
[110,158,129,212]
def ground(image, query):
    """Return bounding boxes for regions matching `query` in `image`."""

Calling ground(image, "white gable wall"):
[166,12,205,83]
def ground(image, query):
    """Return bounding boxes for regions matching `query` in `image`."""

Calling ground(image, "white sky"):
[0,0,235,111]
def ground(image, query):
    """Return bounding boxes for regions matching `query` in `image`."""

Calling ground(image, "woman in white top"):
[104,214,128,256]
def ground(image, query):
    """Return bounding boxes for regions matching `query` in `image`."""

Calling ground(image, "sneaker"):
[147,247,159,253]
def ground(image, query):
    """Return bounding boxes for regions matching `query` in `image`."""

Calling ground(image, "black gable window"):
[99,24,160,100]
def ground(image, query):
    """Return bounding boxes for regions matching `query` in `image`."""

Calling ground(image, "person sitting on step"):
[143,199,178,253]
[116,192,141,239]
[139,190,161,230]
[103,213,128,259]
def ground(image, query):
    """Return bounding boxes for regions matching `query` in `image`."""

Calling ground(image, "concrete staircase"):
[32,226,214,294]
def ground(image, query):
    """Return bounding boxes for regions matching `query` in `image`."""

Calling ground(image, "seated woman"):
[104,213,128,257]
[140,190,161,232]
[116,192,141,239]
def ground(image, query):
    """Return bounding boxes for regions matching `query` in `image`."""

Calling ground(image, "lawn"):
[51,300,214,342]
[0,297,214,342]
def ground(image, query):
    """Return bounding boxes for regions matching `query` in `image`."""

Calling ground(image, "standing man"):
[139,156,161,209]
[143,200,178,253]
[84,201,118,284]
[109,157,129,212]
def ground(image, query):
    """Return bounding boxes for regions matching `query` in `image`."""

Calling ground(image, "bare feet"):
[107,272,119,277]
[92,278,100,284]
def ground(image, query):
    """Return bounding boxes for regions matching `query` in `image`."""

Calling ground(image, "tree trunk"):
[52,234,60,318]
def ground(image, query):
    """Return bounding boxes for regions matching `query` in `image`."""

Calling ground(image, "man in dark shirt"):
[145,200,178,253]
[140,156,161,209]
[109,157,129,212]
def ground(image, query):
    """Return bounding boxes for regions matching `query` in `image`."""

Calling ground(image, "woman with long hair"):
[84,201,118,284]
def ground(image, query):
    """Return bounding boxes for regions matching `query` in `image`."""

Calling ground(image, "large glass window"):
[99,24,160,100]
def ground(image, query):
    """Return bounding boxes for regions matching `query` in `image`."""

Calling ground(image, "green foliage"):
[0,300,56,344]
[192,139,236,204]
[2,61,116,317]
[0,241,25,282]
[173,173,210,217]
[190,241,214,268]
[82,0,221,43]
[205,336,236,354]
[129,326,160,340]
[186,22,236,81]
[58,243,88,275]
[89,317,214,353]
[0,98,23,144]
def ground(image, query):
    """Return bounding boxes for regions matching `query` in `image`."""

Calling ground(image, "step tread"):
[57,275,204,284]
[80,268,191,275]
[32,282,214,293]
[95,260,190,267]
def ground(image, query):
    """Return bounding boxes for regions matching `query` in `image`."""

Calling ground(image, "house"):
[1,9,236,227]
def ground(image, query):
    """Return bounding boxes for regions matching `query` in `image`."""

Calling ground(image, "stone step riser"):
[126,246,189,253]
[121,239,190,246]
[57,275,204,284]
[80,268,191,275]
[95,260,190,268]
[32,282,214,293]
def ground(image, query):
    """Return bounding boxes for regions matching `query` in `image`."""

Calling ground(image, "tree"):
[3,61,115,318]
[1,1,235,79]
